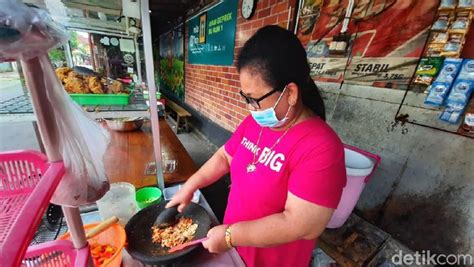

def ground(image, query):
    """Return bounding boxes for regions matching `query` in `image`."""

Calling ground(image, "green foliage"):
[48,48,66,67]
[69,31,79,50]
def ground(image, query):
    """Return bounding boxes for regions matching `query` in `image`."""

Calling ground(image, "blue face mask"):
[250,87,292,128]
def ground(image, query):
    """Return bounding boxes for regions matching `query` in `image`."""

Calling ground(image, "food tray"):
[22,240,89,267]
[0,150,65,266]
[69,93,131,106]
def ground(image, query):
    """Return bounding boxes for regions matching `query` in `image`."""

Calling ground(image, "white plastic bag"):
[39,55,110,207]
[0,0,68,61]
[0,0,110,207]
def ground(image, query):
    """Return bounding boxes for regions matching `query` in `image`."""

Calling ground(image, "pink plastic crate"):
[22,240,89,267]
[0,150,65,267]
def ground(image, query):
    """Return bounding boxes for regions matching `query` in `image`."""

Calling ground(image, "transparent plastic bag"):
[0,0,68,61]
[38,55,110,207]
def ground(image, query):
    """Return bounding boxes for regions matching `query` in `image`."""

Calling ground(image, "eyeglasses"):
[239,88,279,109]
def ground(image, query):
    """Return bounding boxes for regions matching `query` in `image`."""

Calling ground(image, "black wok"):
[125,201,212,265]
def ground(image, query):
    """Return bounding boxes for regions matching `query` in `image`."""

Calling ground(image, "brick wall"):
[185,0,296,131]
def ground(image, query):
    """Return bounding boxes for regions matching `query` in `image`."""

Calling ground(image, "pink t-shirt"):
[224,115,346,267]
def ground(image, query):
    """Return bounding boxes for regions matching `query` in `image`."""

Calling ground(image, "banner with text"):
[187,0,238,66]
[345,57,419,86]
[297,0,438,89]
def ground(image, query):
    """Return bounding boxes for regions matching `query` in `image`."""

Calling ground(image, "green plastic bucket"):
[136,187,163,210]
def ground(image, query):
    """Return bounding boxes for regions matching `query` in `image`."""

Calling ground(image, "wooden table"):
[103,118,197,188]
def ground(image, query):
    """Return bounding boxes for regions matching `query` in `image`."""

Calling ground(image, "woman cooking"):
[166,25,346,267]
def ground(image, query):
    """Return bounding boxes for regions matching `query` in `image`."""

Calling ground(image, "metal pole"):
[64,42,74,67]
[134,36,143,83]
[294,0,304,34]
[66,27,131,38]
[341,0,355,34]
[89,34,97,70]
[21,56,88,250]
[141,0,165,189]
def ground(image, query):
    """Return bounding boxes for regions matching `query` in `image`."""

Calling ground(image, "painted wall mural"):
[159,26,185,101]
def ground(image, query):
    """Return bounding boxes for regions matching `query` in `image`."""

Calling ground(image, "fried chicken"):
[108,80,126,94]
[55,67,73,84]
[87,76,104,94]
[64,72,89,94]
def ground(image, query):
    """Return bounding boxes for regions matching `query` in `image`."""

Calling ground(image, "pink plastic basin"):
[326,145,381,228]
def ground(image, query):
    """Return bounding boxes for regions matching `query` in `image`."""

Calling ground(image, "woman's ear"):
[287,82,299,106]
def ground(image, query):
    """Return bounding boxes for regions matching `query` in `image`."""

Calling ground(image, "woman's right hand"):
[165,185,195,212]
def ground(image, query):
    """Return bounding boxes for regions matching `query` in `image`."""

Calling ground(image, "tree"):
[69,31,79,50]
[48,47,66,68]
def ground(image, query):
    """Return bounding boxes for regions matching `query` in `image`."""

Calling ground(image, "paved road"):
[0,72,24,101]
[0,72,39,152]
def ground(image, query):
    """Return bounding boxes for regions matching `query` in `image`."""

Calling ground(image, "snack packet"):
[435,58,463,83]
[446,79,474,105]
[431,14,450,31]
[425,82,452,106]
[449,13,471,33]
[414,75,434,86]
[439,0,457,10]
[416,57,445,76]
[441,33,464,56]
[457,59,474,81]
[439,103,466,123]
[458,0,474,9]
[430,32,449,44]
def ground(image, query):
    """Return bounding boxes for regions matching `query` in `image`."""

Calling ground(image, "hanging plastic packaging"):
[40,54,110,207]
[425,82,452,106]
[458,0,474,9]
[439,0,457,10]
[457,59,474,80]
[435,58,463,84]
[424,58,463,107]
[0,1,110,206]
[0,0,68,62]
[440,60,474,124]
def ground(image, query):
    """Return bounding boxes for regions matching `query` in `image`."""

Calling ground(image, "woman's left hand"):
[202,224,231,253]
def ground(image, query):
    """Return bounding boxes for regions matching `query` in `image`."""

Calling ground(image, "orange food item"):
[55,67,73,84]
[64,72,89,94]
[90,243,117,266]
[151,217,198,248]
[88,76,104,94]
[108,80,126,94]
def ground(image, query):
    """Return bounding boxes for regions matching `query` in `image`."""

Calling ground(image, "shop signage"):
[308,57,348,80]
[345,57,419,85]
[187,0,238,65]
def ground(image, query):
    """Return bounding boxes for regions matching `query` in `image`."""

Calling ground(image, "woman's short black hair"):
[237,25,326,120]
